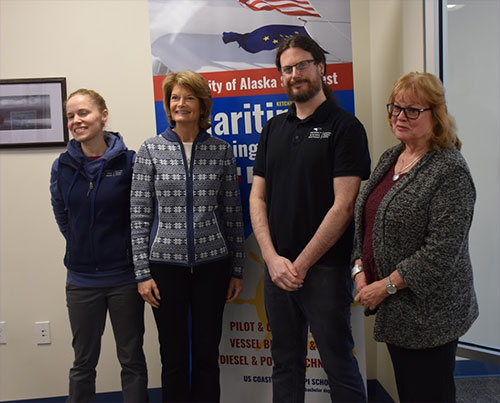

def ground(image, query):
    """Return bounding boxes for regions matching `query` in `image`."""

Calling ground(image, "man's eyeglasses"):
[387,103,431,120]
[280,59,316,75]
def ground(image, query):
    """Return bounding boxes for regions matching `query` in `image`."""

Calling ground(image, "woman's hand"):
[138,278,161,308]
[354,271,368,293]
[226,278,243,302]
[354,279,388,311]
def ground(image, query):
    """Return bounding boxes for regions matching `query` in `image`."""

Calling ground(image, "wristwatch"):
[385,276,397,295]
[351,264,363,280]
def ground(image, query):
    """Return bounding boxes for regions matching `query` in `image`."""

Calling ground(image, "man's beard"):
[285,76,322,103]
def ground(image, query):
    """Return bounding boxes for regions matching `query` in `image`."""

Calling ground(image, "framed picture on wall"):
[0,77,68,148]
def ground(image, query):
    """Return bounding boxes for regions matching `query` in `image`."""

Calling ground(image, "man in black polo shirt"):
[250,36,370,402]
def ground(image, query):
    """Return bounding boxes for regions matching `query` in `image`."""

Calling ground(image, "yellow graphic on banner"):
[232,251,271,351]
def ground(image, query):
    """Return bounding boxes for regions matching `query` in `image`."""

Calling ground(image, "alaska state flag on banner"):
[239,0,322,17]
[222,24,310,53]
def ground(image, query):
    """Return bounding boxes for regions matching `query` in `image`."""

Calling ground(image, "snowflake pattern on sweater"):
[131,130,245,280]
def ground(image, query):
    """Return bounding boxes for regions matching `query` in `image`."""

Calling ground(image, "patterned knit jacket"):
[353,144,478,349]
[131,128,245,281]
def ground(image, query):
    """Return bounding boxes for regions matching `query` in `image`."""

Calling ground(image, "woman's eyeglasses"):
[387,103,431,120]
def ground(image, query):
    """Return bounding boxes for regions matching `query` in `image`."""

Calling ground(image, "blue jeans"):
[264,263,366,403]
[66,283,148,403]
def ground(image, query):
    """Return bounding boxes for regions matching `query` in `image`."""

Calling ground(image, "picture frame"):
[0,77,68,148]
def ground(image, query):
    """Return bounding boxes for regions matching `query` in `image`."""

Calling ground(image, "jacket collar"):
[160,127,211,143]
[66,131,127,163]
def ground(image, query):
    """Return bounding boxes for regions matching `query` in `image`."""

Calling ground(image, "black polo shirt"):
[253,99,371,266]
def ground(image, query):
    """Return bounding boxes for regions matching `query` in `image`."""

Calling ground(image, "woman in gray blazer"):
[353,72,478,402]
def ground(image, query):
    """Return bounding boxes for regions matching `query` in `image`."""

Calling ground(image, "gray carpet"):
[456,376,500,402]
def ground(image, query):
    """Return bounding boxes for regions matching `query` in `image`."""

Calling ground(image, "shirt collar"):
[286,99,335,123]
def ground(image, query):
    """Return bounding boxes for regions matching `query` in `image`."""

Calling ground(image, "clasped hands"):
[267,255,306,291]
[353,272,388,311]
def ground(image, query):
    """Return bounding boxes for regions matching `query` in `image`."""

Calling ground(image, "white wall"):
[0,1,159,401]
[0,0,424,401]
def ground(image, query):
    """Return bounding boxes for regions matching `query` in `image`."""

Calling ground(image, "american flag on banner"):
[238,0,322,18]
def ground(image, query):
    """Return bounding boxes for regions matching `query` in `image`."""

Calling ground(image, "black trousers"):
[387,339,458,403]
[150,260,231,403]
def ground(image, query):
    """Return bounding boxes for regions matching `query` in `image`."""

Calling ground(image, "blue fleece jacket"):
[50,131,136,287]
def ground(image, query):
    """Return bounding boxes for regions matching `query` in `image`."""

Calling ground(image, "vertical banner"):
[148,1,365,401]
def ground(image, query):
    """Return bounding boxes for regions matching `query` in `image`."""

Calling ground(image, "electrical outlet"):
[0,321,6,344]
[35,321,51,345]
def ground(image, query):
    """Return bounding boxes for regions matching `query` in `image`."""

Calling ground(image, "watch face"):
[386,284,397,295]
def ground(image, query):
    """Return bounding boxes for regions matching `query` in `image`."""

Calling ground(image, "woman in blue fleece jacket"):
[50,89,148,403]
[131,71,245,403]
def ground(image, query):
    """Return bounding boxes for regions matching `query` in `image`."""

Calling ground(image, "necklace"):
[392,153,425,181]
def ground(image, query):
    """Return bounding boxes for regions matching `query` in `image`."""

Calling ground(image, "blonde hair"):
[388,72,461,150]
[162,70,212,130]
[67,88,107,113]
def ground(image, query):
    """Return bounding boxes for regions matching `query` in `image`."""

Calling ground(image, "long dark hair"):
[275,35,335,103]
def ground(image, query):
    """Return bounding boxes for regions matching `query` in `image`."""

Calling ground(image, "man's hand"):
[267,255,303,291]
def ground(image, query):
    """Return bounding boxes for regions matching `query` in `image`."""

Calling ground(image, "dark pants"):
[150,259,232,403]
[66,283,148,403]
[264,263,366,403]
[387,339,458,403]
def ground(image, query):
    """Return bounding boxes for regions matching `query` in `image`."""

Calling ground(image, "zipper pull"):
[87,181,94,197]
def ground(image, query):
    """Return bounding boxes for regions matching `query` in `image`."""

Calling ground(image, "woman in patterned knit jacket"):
[131,70,245,403]
[353,72,478,402]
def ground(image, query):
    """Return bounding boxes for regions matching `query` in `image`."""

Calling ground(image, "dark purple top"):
[362,163,401,284]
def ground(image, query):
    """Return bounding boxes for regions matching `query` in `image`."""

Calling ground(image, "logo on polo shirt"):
[308,127,331,139]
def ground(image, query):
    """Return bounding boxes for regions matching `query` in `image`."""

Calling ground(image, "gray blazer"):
[353,144,478,349]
